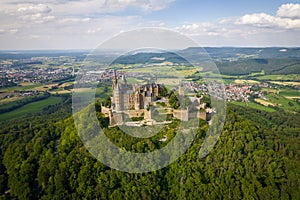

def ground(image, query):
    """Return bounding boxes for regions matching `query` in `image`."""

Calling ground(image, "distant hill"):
[111,47,300,75]
[1,47,300,75]
[111,52,189,65]
[184,47,300,59]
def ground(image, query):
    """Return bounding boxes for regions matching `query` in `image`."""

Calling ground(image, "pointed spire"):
[121,74,127,84]
[115,83,120,91]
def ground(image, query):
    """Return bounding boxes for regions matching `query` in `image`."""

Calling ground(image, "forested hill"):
[202,47,300,59]
[110,47,300,75]
[0,101,299,199]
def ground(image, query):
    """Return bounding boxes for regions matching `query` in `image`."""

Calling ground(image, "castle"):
[101,71,213,126]
[111,70,164,112]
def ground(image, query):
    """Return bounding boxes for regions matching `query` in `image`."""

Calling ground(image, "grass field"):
[124,65,197,79]
[270,81,300,86]
[254,98,275,107]
[0,96,63,121]
[234,79,260,84]
[0,84,42,92]
[231,102,276,112]
[266,93,300,112]
[279,89,300,97]
[0,96,24,105]
[256,74,300,81]
[249,70,265,76]
[261,88,278,93]
[0,82,74,93]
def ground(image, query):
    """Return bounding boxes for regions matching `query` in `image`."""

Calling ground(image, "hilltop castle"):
[101,71,213,126]
[111,70,164,112]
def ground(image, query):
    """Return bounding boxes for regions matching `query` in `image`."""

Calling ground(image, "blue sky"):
[147,0,299,22]
[0,0,300,49]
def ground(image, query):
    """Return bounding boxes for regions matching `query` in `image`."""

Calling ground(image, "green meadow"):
[0,96,63,121]
[231,102,276,112]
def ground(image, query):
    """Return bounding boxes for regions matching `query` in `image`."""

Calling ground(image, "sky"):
[0,0,300,50]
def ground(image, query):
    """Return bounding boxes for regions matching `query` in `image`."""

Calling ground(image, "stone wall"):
[128,110,144,118]
[101,106,110,117]
[110,112,123,126]
[173,109,206,121]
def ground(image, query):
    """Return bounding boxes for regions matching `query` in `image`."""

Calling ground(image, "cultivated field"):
[254,98,275,107]
[0,96,63,121]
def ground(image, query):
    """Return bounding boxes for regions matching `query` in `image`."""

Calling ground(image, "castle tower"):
[154,84,159,98]
[179,83,184,96]
[121,74,127,85]
[149,85,153,99]
[109,109,115,126]
[134,91,140,110]
[114,83,121,112]
[112,69,117,90]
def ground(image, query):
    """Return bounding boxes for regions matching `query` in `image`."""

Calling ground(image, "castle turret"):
[134,91,140,110]
[121,74,127,85]
[112,69,117,90]
[179,83,184,96]
[114,83,121,112]
[154,84,159,97]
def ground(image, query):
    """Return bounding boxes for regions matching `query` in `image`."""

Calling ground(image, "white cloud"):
[1,0,174,15]
[17,4,52,15]
[277,3,300,19]
[58,17,91,25]
[236,13,300,29]
[236,3,300,29]
[0,28,18,35]
[20,13,55,24]
[174,4,300,47]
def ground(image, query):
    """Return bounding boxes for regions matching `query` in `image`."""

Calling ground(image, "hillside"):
[0,100,299,199]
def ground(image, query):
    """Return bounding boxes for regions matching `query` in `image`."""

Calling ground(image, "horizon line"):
[0,46,300,52]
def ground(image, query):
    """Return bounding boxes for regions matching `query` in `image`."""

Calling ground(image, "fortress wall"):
[174,109,207,121]
[198,111,207,121]
[188,111,197,119]
[101,106,110,117]
[173,110,189,121]
[144,110,152,120]
[128,110,144,118]
[110,113,123,126]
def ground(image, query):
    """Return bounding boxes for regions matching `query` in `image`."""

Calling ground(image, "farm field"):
[0,95,24,105]
[279,89,300,97]
[266,93,300,112]
[124,65,198,78]
[0,83,42,92]
[256,74,300,81]
[231,102,276,112]
[0,96,63,121]
[254,98,275,107]
[234,79,260,84]
[270,81,300,86]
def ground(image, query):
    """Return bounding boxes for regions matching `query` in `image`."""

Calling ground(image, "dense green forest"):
[0,95,300,199]
[215,58,300,75]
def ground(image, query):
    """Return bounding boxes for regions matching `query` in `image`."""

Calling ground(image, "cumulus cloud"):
[20,14,55,24]
[175,22,225,38]
[277,3,300,19]
[2,0,174,15]
[236,3,300,29]
[17,4,52,15]
[174,3,300,46]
